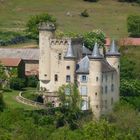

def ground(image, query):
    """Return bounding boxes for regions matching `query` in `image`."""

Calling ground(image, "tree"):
[83,30,106,55]
[0,93,5,112]
[26,13,56,40]
[127,15,140,37]
[56,84,82,129]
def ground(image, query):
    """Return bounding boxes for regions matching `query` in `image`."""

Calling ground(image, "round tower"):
[106,40,120,102]
[106,40,120,75]
[89,43,103,118]
[64,40,76,84]
[39,22,56,85]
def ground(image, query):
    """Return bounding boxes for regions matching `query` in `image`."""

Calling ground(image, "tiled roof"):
[119,38,140,46]
[0,48,39,60]
[0,58,21,67]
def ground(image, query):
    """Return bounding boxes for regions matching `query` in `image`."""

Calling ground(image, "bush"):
[10,77,26,90]
[127,15,140,37]
[0,93,5,111]
[81,9,89,17]
[0,31,29,46]
[27,75,38,87]
[26,13,56,40]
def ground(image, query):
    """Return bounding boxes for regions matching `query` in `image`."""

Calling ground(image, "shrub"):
[27,75,38,87]
[26,13,56,40]
[127,15,140,37]
[81,9,89,17]
[0,92,5,111]
[10,77,26,90]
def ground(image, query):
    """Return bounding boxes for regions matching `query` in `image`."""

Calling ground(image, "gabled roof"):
[0,48,39,60]
[0,58,21,67]
[76,56,89,74]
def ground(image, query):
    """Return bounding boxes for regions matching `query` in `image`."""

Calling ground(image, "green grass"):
[3,89,38,110]
[0,0,140,38]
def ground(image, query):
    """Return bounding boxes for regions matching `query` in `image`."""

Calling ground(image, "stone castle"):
[39,22,120,118]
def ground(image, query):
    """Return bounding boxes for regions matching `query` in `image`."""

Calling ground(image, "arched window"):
[96,76,99,82]
[66,75,71,82]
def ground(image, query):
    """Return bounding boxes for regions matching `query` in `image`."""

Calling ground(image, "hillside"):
[0,0,140,38]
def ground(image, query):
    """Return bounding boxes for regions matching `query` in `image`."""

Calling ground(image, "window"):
[111,98,114,105]
[96,105,99,109]
[111,73,114,81]
[96,77,99,82]
[65,88,70,95]
[58,53,62,60]
[80,86,87,95]
[66,66,70,70]
[95,92,97,96]
[105,74,108,82]
[81,75,87,82]
[54,74,58,82]
[44,74,47,77]
[105,86,108,94]
[105,100,107,108]
[102,75,103,82]
[66,75,71,82]
[111,84,114,92]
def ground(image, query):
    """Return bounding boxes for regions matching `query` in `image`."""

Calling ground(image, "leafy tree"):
[10,77,26,90]
[27,75,38,87]
[127,15,140,37]
[56,84,82,129]
[83,30,106,50]
[26,13,56,40]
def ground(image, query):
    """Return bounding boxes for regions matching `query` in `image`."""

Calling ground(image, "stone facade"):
[39,22,120,118]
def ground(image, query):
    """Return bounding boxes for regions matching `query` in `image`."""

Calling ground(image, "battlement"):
[50,38,69,45]
[38,22,56,31]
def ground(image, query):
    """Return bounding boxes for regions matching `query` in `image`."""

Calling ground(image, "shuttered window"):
[80,86,87,95]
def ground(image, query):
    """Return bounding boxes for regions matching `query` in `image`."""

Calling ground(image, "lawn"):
[3,89,38,110]
[0,0,140,38]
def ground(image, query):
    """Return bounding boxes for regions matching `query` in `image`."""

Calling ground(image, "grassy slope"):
[3,90,38,110]
[0,0,140,38]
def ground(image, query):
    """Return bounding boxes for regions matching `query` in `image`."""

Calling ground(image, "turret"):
[39,22,56,82]
[89,43,103,118]
[64,40,76,83]
[106,40,120,75]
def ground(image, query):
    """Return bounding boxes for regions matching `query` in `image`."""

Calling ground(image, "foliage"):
[0,31,29,46]
[26,13,56,40]
[26,75,38,88]
[120,79,140,97]
[10,77,26,90]
[81,9,89,17]
[127,15,140,37]
[83,30,106,50]
[57,84,82,129]
[120,56,136,79]
[0,93,5,112]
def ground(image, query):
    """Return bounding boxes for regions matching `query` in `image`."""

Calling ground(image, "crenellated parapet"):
[50,38,70,46]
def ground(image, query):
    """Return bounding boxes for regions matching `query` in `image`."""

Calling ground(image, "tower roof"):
[64,41,75,59]
[90,42,103,59]
[38,22,56,31]
[106,40,120,56]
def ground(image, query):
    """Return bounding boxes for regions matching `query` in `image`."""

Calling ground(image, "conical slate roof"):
[106,40,120,56]
[64,41,75,59]
[90,42,103,59]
